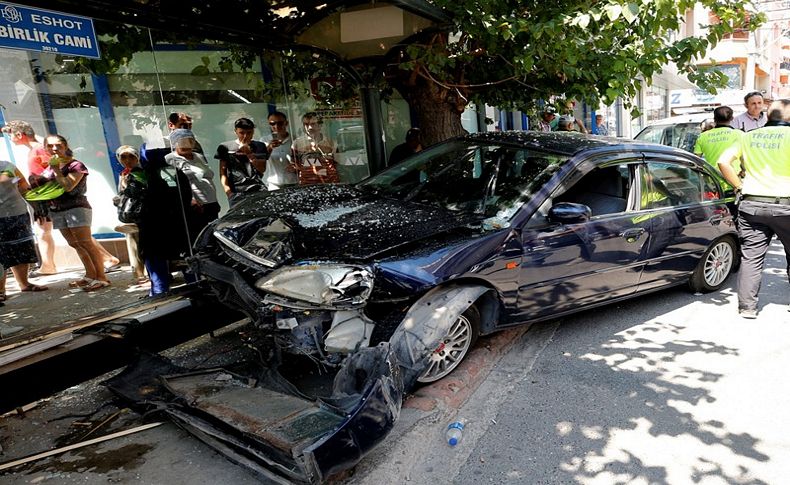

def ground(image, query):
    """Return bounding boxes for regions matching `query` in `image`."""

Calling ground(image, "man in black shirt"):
[215,118,268,206]
[389,128,423,165]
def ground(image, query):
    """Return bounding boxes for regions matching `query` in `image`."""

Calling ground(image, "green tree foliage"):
[45,3,759,146]
[55,21,360,114]
[393,0,760,143]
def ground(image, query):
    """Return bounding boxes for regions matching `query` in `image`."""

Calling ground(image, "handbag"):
[116,175,147,223]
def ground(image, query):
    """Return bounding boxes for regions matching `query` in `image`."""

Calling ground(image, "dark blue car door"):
[635,158,728,290]
[514,161,649,320]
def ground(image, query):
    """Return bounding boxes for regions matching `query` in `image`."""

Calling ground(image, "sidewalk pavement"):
[0,265,149,341]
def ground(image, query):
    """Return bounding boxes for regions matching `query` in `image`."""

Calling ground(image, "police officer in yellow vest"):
[718,100,790,319]
[694,106,743,192]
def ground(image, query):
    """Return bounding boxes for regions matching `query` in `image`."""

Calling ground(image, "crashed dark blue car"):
[114,132,739,483]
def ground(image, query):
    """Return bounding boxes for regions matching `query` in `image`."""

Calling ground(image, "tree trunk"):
[397,79,467,147]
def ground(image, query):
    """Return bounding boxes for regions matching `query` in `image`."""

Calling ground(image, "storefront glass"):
[1,15,382,341]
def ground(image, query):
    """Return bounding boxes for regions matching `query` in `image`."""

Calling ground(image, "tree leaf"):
[604,4,622,21]
[623,3,639,23]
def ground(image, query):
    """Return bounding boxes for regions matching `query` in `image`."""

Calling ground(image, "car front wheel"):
[689,237,737,292]
[417,305,480,384]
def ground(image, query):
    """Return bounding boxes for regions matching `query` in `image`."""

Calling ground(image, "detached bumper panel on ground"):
[107,345,403,484]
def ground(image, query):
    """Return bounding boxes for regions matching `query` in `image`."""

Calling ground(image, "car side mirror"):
[547,202,592,224]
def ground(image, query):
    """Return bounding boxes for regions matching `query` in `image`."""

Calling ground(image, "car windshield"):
[358,140,567,224]
[635,122,701,152]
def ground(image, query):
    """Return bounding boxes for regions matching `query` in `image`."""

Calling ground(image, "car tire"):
[416,305,480,384]
[689,236,738,293]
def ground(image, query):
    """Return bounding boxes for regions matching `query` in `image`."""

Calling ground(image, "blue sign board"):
[0,2,99,59]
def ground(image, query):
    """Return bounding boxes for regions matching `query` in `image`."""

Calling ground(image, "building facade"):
[671,2,790,111]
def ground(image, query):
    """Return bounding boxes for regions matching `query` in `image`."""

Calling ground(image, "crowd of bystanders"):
[0,109,381,325]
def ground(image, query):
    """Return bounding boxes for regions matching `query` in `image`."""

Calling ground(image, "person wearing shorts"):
[44,135,110,292]
[0,159,48,303]
[50,206,92,230]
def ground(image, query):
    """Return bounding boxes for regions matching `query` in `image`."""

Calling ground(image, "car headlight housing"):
[255,265,374,307]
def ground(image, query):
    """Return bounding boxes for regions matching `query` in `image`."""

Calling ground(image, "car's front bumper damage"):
[107,343,403,484]
[139,255,483,482]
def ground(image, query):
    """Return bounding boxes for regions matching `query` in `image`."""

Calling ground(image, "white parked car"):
[634,112,714,153]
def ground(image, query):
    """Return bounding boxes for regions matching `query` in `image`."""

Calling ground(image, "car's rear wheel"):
[417,305,480,384]
[689,237,737,292]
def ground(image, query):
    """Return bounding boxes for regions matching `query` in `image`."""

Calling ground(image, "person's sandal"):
[68,279,91,289]
[21,284,49,292]
[83,280,111,292]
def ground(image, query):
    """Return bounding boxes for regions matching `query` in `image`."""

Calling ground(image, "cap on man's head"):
[405,128,421,141]
[170,128,196,147]
[115,145,139,159]
[542,106,557,115]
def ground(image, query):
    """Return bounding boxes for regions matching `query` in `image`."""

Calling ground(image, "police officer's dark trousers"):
[736,199,790,311]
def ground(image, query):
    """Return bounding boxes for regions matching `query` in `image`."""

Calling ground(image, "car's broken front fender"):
[389,284,492,388]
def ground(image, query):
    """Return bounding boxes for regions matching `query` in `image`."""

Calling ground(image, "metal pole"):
[360,86,386,175]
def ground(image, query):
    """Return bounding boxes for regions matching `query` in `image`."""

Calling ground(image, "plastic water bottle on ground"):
[446,419,465,446]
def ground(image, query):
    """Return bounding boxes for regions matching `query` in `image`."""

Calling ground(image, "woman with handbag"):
[44,134,110,292]
[123,142,191,296]
[114,146,147,284]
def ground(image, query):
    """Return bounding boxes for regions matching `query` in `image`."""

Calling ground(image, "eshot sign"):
[0,2,99,59]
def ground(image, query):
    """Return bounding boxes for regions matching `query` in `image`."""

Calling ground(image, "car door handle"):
[709,215,723,225]
[620,228,645,241]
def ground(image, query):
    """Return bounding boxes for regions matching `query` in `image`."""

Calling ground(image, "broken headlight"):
[255,265,374,307]
[213,218,294,269]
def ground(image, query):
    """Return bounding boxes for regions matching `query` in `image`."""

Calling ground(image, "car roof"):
[646,112,713,125]
[461,130,694,159]
[644,109,746,126]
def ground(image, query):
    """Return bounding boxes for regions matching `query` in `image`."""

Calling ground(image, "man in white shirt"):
[261,111,297,190]
[731,91,767,132]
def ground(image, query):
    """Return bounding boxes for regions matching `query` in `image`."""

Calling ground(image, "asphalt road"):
[350,240,790,485]
[2,241,788,484]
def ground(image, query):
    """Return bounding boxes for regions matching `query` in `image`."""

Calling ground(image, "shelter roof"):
[15,0,450,51]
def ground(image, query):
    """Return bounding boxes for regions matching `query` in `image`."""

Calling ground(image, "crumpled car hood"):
[211,184,479,262]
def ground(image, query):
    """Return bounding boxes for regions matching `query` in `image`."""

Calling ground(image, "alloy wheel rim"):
[418,315,473,383]
[703,241,733,287]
